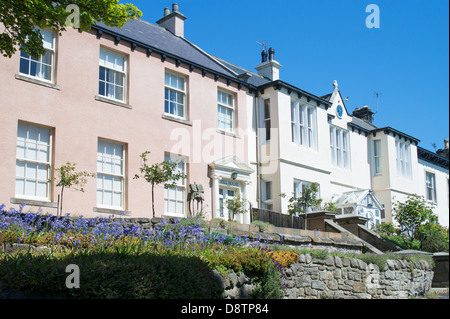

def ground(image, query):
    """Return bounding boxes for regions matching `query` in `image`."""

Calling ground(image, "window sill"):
[95,95,132,109]
[161,114,193,126]
[10,197,58,209]
[292,142,318,152]
[93,207,131,216]
[216,129,240,139]
[15,74,60,90]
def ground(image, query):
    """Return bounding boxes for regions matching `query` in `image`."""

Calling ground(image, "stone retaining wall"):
[218,254,434,299]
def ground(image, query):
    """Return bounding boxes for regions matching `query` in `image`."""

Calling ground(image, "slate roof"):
[93,19,237,79]
[213,56,272,87]
[92,18,446,172]
[349,116,378,132]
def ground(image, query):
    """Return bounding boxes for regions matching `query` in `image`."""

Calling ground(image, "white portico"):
[209,155,254,223]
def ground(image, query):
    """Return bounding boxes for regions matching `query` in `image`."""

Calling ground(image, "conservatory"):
[332,190,384,228]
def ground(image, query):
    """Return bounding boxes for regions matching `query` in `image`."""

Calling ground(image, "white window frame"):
[15,123,53,201]
[99,47,127,103]
[165,71,187,119]
[372,139,382,176]
[218,90,235,132]
[261,179,273,210]
[396,139,412,179]
[164,154,187,217]
[425,172,437,203]
[263,99,271,142]
[19,29,56,83]
[291,99,317,150]
[96,140,126,210]
[330,126,351,170]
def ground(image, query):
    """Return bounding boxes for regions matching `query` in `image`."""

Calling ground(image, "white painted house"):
[219,48,449,228]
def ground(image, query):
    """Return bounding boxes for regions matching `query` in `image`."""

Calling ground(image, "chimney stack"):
[255,47,282,81]
[437,139,449,158]
[157,3,187,38]
[352,105,374,124]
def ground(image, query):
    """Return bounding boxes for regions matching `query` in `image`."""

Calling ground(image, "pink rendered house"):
[0,4,254,221]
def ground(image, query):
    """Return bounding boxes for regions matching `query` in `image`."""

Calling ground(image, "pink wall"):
[0,27,248,219]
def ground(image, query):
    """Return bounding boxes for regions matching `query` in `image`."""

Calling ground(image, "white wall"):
[418,159,449,227]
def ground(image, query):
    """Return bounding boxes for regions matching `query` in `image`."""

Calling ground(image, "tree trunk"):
[60,186,65,217]
[152,184,155,218]
[303,204,307,230]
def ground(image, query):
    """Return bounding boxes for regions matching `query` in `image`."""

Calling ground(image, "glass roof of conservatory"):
[332,190,369,205]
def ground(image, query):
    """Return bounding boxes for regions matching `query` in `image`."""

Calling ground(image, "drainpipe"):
[254,92,262,209]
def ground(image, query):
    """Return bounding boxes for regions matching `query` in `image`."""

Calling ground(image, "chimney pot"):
[164,7,170,16]
[173,3,179,12]
[445,139,449,150]
[268,47,275,61]
[261,49,268,63]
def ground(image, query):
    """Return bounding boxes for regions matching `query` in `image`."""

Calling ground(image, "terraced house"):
[0,4,448,228]
[0,4,253,222]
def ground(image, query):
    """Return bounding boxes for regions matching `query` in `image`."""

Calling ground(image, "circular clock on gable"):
[336,105,344,119]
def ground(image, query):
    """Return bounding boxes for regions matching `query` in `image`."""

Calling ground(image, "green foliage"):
[373,194,448,253]
[372,222,398,237]
[0,0,142,58]
[287,182,322,230]
[416,223,449,253]
[252,262,284,299]
[53,162,95,216]
[0,250,222,299]
[287,182,322,216]
[321,201,337,212]
[225,193,248,222]
[392,194,437,242]
[134,151,187,218]
[251,220,272,233]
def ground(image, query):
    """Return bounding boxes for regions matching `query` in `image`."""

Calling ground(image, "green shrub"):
[417,223,449,253]
[251,220,272,233]
[0,250,223,299]
[252,262,284,299]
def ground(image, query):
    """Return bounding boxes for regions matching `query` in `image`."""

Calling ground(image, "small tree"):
[225,193,248,222]
[53,162,95,216]
[134,151,186,218]
[416,223,449,253]
[287,182,322,230]
[392,194,437,243]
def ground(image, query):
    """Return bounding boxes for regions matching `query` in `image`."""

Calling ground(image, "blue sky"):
[126,0,449,152]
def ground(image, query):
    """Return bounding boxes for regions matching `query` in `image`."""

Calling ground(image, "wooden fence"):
[252,208,304,229]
